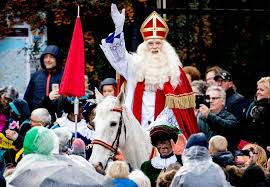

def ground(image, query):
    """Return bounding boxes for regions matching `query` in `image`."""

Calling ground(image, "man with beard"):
[100,4,198,137]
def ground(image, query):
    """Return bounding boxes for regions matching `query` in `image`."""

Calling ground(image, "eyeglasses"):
[30,119,44,125]
[209,97,221,101]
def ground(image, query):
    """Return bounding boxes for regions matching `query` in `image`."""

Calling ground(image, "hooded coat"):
[24,45,63,111]
[170,146,232,187]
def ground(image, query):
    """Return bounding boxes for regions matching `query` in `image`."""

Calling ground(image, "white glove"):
[111,3,125,35]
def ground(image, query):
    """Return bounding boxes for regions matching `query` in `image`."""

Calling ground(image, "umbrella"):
[8,159,114,187]
[59,6,85,97]
[59,6,85,138]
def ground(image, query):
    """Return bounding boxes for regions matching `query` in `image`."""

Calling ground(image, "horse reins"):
[91,107,126,169]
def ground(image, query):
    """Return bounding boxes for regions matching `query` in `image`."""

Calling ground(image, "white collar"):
[151,154,177,169]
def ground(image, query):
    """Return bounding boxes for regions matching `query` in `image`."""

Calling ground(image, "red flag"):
[59,16,85,97]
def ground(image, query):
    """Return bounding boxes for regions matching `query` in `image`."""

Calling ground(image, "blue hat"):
[99,78,117,91]
[186,133,208,149]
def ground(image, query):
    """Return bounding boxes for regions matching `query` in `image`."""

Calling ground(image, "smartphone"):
[52,83,59,91]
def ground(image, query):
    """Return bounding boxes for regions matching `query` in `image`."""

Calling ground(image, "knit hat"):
[185,133,208,149]
[23,126,56,155]
[71,138,86,158]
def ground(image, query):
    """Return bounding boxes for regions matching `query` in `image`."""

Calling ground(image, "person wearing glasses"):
[4,108,51,167]
[197,86,238,150]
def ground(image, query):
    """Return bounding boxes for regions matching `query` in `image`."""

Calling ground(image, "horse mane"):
[121,106,152,168]
[94,95,152,169]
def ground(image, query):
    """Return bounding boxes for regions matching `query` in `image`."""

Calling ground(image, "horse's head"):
[90,89,126,169]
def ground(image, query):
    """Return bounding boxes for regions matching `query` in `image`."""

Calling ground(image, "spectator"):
[156,163,181,187]
[52,97,94,159]
[183,66,201,84]
[205,65,222,86]
[106,160,138,187]
[235,143,267,170]
[209,135,235,168]
[24,45,63,111]
[0,86,19,132]
[4,108,51,166]
[99,77,117,97]
[170,133,232,187]
[197,86,238,150]
[71,138,86,159]
[245,76,270,150]
[6,98,30,127]
[191,80,207,96]
[129,169,151,187]
[239,164,270,187]
[52,128,72,155]
[214,70,247,122]
[4,126,59,178]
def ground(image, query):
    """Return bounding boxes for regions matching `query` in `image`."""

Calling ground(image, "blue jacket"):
[24,45,63,111]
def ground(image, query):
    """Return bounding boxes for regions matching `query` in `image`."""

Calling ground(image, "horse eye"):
[110,122,117,127]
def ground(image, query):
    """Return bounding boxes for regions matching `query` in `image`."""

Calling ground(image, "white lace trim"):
[151,154,177,169]
[56,115,95,140]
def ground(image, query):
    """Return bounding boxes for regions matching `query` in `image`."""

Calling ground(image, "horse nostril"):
[110,122,117,127]
[98,162,103,168]
[94,162,106,175]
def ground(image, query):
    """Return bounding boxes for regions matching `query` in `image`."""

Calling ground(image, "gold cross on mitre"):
[140,11,169,41]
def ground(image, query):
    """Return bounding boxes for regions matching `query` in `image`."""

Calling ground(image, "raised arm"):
[100,4,131,79]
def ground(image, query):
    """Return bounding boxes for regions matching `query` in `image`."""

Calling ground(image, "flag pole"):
[74,97,79,138]
[74,5,80,139]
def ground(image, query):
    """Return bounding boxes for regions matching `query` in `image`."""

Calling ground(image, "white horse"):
[89,90,152,169]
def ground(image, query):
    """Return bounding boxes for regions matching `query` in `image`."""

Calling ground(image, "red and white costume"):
[100,11,198,138]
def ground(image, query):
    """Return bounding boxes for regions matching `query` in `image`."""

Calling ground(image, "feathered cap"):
[140,11,169,41]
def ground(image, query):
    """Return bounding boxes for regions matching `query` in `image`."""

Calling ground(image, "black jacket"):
[24,45,63,111]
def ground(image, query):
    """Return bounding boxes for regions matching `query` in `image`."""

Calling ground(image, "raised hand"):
[111,3,125,35]
[171,134,187,155]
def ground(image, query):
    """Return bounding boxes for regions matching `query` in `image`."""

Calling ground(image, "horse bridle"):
[91,107,126,169]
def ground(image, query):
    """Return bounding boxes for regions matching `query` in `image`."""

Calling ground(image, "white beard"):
[131,40,181,91]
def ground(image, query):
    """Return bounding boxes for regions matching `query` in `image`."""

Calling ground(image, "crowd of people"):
[0,3,269,187]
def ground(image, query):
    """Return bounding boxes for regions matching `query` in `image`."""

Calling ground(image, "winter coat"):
[170,146,232,187]
[212,151,235,168]
[24,45,63,111]
[225,87,247,122]
[244,98,270,149]
[112,178,138,187]
[197,109,238,149]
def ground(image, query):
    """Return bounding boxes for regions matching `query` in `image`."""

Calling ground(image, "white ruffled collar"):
[151,154,177,169]
[56,114,95,140]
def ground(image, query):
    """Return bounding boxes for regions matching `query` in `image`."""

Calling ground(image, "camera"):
[234,149,252,157]
[195,95,210,109]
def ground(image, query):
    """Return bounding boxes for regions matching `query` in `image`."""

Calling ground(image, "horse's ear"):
[94,87,104,104]
[117,91,125,106]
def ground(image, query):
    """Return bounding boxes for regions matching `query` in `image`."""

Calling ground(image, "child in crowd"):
[99,78,117,97]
